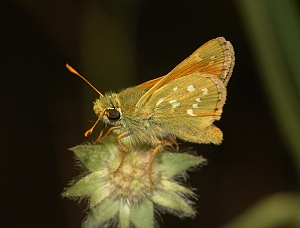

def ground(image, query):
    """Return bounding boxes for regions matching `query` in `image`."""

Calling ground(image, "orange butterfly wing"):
[136,37,234,109]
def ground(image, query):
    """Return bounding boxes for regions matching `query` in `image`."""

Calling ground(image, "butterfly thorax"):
[93,86,169,146]
[118,86,174,146]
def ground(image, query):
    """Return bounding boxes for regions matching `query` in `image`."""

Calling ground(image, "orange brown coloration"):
[67,37,235,187]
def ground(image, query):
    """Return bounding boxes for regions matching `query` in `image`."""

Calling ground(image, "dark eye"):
[107,109,120,120]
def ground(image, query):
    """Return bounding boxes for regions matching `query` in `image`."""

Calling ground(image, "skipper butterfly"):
[67,37,235,185]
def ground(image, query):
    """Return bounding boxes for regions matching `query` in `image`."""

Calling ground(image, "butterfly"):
[67,37,235,186]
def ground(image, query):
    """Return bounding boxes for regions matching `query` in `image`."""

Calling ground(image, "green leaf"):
[161,153,206,178]
[62,171,106,197]
[90,185,111,207]
[160,180,194,195]
[131,199,154,228]
[83,197,119,228]
[152,189,195,216]
[70,145,109,171]
[119,202,131,228]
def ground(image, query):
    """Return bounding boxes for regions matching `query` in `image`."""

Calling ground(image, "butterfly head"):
[93,93,122,125]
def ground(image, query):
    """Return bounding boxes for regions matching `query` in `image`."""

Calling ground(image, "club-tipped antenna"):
[66,64,104,97]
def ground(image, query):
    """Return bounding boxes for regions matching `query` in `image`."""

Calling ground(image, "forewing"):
[145,74,226,122]
[136,76,163,89]
[168,37,235,85]
[138,74,226,144]
[136,37,234,109]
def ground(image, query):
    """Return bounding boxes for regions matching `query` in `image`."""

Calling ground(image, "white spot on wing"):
[169,100,180,108]
[173,86,178,91]
[187,85,196,92]
[156,98,164,106]
[201,88,208,95]
[187,109,196,116]
[196,98,202,102]
[192,103,199,108]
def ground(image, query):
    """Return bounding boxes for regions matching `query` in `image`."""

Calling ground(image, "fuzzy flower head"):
[62,136,206,228]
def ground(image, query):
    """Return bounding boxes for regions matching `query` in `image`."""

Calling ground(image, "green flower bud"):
[62,136,206,228]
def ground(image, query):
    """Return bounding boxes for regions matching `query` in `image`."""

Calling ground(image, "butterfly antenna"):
[66,64,104,97]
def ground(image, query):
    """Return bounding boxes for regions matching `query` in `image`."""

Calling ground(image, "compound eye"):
[107,108,120,120]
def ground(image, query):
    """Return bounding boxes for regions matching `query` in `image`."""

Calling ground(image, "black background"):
[0,1,298,227]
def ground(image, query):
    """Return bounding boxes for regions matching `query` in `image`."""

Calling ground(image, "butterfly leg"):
[84,108,107,137]
[114,132,131,171]
[96,122,107,139]
[94,125,122,143]
[84,117,102,137]
[148,139,163,188]
[161,136,179,150]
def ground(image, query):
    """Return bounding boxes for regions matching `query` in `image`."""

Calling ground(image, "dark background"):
[1,1,299,227]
